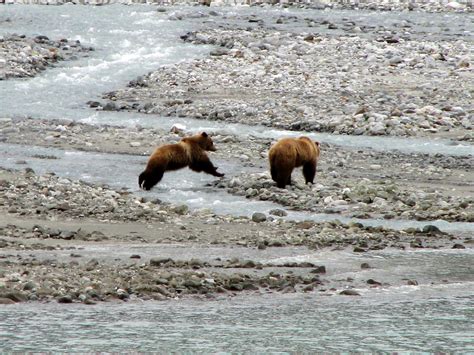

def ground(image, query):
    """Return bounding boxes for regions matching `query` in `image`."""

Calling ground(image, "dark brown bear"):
[138,132,224,190]
[268,136,320,188]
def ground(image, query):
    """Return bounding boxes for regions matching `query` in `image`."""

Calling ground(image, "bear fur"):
[139,132,224,190]
[268,136,320,188]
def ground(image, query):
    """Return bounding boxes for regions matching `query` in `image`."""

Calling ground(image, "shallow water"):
[2,142,473,232]
[2,245,474,352]
[0,5,210,119]
[2,246,473,352]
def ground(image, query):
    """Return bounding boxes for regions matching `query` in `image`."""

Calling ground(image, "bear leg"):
[270,165,278,182]
[139,168,164,190]
[302,161,317,184]
[274,170,291,189]
[190,159,224,177]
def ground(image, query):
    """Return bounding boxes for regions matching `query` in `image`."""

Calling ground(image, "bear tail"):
[138,169,163,191]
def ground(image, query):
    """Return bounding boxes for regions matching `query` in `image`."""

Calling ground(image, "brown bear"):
[138,132,224,190]
[268,136,320,188]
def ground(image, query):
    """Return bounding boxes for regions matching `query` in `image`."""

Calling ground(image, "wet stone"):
[366,279,382,286]
[57,295,73,304]
[22,281,37,291]
[310,266,326,274]
[252,212,267,223]
[0,298,16,305]
[423,225,442,234]
[0,291,27,302]
[340,289,361,296]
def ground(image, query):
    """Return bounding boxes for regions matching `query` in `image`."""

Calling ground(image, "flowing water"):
[1,248,473,352]
[0,5,473,352]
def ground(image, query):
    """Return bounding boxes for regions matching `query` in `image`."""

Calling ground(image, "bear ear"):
[201,132,208,138]
[314,141,320,146]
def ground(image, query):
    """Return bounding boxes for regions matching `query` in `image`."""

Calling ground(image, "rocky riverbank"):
[212,171,473,222]
[0,34,93,80]
[1,167,470,305]
[102,9,473,139]
[1,117,472,222]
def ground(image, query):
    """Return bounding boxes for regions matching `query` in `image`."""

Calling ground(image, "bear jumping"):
[138,132,224,190]
[268,136,320,189]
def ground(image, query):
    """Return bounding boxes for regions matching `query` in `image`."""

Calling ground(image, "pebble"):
[252,212,267,223]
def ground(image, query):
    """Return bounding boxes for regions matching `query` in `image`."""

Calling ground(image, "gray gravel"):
[0,34,93,80]
[103,17,473,138]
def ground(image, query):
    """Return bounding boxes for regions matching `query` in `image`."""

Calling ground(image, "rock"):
[22,281,37,291]
[361,263,372,269]
[210,48,228,57]
[452,243,466,249]
[116,289,129,300]
[170,123,186,134]
[0,291,27,302]
[150,257,173,266]
[88,101,101,108]
[310,266,326,274]
[85,259,99,271]
[172,205,188,215]
[368,122,386,135]
[130,254,141,259]
[407,280,418,286]
[57,295,73,303]
[252,212,267,223]
[0,298,15,305]
[60,230,75,240]
[422,225,442,234]
[410,239,424,248]
[388,56,403,66]
[269,209,287,217]
[446,1,465,10]
[353,246,367,253]
[366,279,381,286]
[241,260,257,268]
[340,289,361,296]
[102,102,117,111]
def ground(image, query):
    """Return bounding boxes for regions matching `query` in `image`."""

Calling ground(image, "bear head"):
[198,132,216,151]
